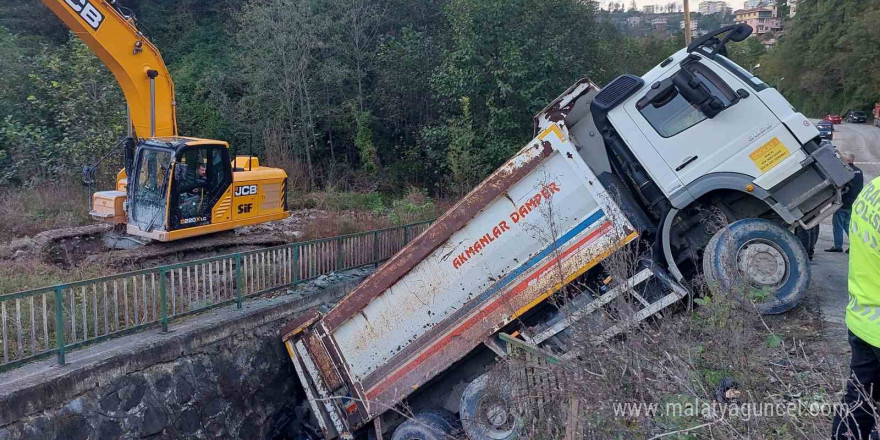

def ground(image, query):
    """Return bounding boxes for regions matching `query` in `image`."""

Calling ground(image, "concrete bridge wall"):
[0,269,372,440]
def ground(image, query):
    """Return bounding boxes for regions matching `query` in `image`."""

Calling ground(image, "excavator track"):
[1,225,288,270]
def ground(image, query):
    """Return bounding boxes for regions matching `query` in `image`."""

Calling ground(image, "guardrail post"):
[292,245,299,287]
[235,254,243,310]
[336,237,344,271]
[373,231,380,267]
[53,286,65,366]
[403,225,409,245]
[159,268,168,332]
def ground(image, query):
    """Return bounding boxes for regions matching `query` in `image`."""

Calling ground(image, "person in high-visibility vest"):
[832,175,880,440]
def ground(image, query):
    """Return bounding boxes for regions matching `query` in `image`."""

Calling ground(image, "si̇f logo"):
[63,0,105,30]
[234,185,258,196]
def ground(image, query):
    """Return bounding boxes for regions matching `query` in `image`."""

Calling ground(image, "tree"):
[0,29,124,185]
[759,0,880,115]
[446,97,482,194]
[238,0,326,188]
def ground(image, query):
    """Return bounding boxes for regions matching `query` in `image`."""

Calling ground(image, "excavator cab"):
[167,141,232,230]
[124,137,235,239]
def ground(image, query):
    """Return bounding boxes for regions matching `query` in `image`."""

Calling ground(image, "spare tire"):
[702,218,810,314]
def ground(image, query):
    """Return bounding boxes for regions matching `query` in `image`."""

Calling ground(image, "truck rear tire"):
[702,218,810,315]
[391,409,461,440]
[460,374,521,440]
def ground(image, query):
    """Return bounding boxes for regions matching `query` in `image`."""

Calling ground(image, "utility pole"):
[683,0,692,45]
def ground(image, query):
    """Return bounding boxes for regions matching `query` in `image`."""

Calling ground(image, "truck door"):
[624,56,801,195]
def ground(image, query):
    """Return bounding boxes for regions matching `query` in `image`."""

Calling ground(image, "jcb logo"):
[63,0,104,30]
[234,185,258,196]
[237,204,253,214]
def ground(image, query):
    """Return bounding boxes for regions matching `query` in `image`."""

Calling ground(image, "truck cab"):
[538,24,852,312]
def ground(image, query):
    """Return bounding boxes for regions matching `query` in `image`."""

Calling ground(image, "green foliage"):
[766,334,784,348]
[0,28,124,186]
[388,188,437,225]
[355,110,379,175]
[1,0,684,197]
[759,0,880,115]
[446,97,483,195]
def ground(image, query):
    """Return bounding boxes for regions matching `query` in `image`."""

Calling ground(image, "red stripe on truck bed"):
[365,220,613,402]
[322,140,556,330]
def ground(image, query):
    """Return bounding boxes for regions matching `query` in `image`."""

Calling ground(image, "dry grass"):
[0,180,92,242]
[0,259,114,294]
[476,219,845,439]
[292,186,438,241]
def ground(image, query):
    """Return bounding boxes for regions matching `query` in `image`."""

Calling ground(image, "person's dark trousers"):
[797,225,821,259]
[834,209,853,249]
[832,331,880,439]
[809,225,820,257]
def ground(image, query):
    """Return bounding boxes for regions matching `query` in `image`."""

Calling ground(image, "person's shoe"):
[825,247,843,252]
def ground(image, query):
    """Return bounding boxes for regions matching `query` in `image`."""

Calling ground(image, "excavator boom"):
[42,0,177,138]
[35,1,289,244]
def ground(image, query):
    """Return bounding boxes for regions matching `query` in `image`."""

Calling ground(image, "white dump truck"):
[281,24,853,440]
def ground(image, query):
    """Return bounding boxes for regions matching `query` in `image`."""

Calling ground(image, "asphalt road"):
[806,122,880,324]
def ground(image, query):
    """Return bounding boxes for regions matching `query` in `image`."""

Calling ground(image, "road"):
[805,122,880,324]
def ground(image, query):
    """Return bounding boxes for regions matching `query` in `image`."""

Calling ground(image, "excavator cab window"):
[129,147,173,230]
[169,144,232,230]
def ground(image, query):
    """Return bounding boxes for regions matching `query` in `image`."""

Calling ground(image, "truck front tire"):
[702,218,810,314]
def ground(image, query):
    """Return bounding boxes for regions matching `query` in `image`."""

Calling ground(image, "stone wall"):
[0,269,372,440]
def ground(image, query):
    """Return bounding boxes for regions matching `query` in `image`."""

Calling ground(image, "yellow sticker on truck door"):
[749,137,790,173]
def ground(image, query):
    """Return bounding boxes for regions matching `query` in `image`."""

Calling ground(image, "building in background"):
[744,0,775,8]
[627,16,643,27]
[651,16,668,29]
[643,4,656,14]
[680,17,701,38]
[699,1,732,15]
[734,6,781,36]
[789,0,798,17]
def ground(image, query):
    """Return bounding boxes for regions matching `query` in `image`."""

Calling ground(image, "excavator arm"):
[41,0,178,138]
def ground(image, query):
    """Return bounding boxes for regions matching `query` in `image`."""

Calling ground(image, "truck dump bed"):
[281,113,668,437]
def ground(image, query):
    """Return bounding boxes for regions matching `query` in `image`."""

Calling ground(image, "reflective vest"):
[846,177,880,347]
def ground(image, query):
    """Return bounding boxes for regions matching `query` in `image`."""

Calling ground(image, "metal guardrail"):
[0,220,432,371]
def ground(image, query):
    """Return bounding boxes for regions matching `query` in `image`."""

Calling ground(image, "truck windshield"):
[639,63,734,138]
[130,148,173,230]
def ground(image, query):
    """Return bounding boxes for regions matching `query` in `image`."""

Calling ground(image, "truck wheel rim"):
[736,239,789,289]
[476,395,517,438]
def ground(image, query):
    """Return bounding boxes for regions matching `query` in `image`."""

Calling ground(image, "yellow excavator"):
[42,0,289,242]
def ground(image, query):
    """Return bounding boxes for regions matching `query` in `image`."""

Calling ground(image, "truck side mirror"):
[672,68,725,118]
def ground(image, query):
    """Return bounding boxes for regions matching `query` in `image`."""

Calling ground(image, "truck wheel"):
[460,374,521,440]
[702,218,810,315]
[391,409,461,440]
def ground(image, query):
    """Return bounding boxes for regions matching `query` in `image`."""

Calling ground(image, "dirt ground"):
[0,208,387,293]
